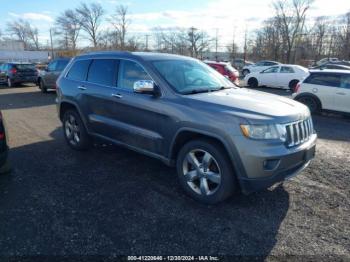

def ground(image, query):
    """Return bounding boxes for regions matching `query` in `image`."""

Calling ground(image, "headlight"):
[240,124,286,141]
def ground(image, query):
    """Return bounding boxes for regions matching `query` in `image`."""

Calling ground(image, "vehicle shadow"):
[313,114,350,142]
[0,127,289,258]
[0,89,56,111]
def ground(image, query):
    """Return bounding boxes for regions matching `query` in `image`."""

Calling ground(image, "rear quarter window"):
[66,60,91,81]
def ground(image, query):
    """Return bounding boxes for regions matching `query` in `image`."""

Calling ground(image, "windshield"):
[152,59,235,94]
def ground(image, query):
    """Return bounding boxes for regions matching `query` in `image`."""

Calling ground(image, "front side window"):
[340,75,350,89]
[152,59,234,94]
[67,59,91,81]
[305,73,340,87]
[87,59,117,86]
[262,66,279,73]
[118,60,151,90]
[280,66,295,73]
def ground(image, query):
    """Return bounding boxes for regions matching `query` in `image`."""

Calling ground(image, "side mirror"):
[133,80,156,95]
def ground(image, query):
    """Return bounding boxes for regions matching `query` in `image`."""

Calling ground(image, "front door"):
[259,66,280,87]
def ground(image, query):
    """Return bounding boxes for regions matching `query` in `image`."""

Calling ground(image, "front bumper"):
[235,134,317,194]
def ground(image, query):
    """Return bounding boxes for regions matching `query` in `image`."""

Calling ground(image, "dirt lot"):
[0,85,349,259]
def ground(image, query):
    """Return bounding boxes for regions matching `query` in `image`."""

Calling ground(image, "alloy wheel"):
[65,114,80,145]
[182,149,221,196]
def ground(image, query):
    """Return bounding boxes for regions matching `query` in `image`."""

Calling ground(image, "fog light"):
[263,159,280,171]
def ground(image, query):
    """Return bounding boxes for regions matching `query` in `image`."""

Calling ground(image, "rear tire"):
[63,110,91,150]
[176,139,237,204]
[296,96,321,114]
[39,79,47,93]
[0,159,11,174]
[247,77,258,88]
[289,80,299,91]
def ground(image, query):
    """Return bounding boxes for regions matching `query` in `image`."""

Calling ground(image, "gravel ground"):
[0,85,349,260]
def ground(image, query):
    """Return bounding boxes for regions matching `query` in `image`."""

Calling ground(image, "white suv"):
[293,70,350,114]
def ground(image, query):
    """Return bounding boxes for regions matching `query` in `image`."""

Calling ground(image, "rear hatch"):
[14,64,38,77]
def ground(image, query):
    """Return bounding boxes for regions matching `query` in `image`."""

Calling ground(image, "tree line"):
[1,0,349,64]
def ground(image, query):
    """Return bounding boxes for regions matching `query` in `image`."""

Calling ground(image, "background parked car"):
[232,58,253,71]
[293,69,350,114]
[0,62,38,87]
[311,63,350,71]
[242,60,281,77]
[38,58,70,93]
[244,64,309,90]
[0,111,9,174]
[204,61,240,85]
[315,57,339,66]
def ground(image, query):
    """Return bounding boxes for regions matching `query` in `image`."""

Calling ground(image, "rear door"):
[277,66,296,88]
[302,73,341,111]
[335,74,350,113]
[45,61,58,87]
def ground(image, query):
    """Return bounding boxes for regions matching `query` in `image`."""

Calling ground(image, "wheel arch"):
[169,128,245,182]
[59,100,89,130]
[294,92,322,110]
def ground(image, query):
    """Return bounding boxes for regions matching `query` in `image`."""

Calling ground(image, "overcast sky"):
[1,0,349,51]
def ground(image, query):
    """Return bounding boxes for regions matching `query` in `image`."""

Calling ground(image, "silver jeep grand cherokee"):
[56,52,317,204]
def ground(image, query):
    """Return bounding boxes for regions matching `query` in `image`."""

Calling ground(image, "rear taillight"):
[10,68,17,74]
[0,132,4,140]
[294,82,301,93]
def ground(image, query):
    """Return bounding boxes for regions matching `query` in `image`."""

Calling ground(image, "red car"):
[204,61,240,85]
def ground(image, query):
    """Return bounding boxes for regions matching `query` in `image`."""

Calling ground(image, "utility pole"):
[215,28,219,61]
[145,34,150,51]
[189,27,197,57]
[49,28,54,60]
[243,29,247,62]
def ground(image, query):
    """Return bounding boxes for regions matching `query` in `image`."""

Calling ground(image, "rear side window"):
[67,60,91,81]
[15,64,36,70]
[87,59,117,86]
[304,73,340,87]
[280,66,295,73]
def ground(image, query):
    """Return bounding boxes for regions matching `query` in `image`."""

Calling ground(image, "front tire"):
[247,77,258,88]
[39,79,47,93]
[176,139,237,204]
[63,110,91,150]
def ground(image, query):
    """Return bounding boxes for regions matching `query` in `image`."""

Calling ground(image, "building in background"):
[0,40,49,63]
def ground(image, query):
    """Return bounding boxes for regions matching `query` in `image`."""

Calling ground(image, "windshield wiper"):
[181,86,232,95]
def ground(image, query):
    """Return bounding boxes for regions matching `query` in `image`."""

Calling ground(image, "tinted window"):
[57,60,69,71]
[340,75,350,89]
[87,59,116,86]
[118,60,151,90]
[280,66,295,73]
[15,64,36,70]
[305,73,340,87]
[67,60,91,81]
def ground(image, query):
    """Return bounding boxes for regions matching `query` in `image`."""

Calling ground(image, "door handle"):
[336,92,346,95]
[78,85,87,90]
[111,93,122,98]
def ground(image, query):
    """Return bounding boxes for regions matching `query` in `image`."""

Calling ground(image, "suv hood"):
[185,88,310,123]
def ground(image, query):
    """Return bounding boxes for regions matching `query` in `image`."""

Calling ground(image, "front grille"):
[285,118,314,147]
